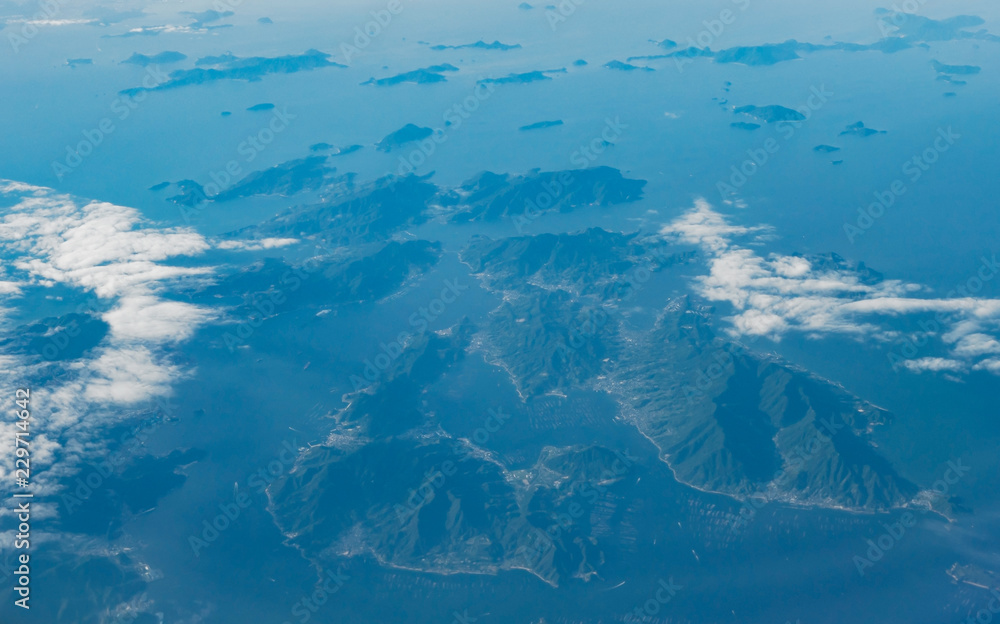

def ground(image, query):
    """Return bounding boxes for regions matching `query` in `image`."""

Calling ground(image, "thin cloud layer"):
[216,237,299,251]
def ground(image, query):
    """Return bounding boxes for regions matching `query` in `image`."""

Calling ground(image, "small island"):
[362,64,458,86]
[430,40,521,51]
[478,69,565,85]
[604,60,654,72]
[839,121,886,137]
[733,104,806,123]
[377,124,434,152]
[519,120,564,131]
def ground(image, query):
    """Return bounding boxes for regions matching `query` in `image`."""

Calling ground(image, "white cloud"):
[103,295,216,343]
[950,333,1000,358]
[663,200,1000,376]
[659,198,770,252]
[2,18,96,27]
[973,359,1000,374]
[0,181,216,500]
[0,185,210,298]
[0,178,215,375]
[107,24,201,37]
[82,347,183,404]
[902,358,966,373]
[216,237,299,251]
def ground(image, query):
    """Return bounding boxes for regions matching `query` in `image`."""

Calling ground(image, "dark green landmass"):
[612,297,917,510]
[461,228,690,296]
[206,240,442,315]
[267,315,631,585]
[212,156,338,201]
[241,174,437,243]
[444,167,646,224]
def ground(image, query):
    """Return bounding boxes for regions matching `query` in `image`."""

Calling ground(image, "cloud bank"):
[0,180,215,505]
[661,199,1000,375]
